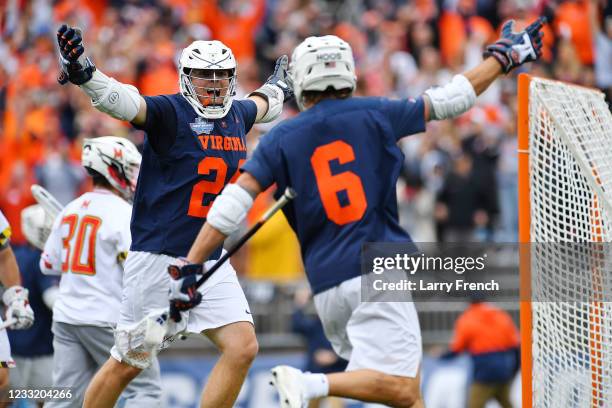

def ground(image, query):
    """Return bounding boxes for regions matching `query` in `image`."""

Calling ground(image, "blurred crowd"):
[1,0,611,270]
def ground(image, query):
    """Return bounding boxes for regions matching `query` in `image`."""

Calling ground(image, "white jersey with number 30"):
[40,189,131,327]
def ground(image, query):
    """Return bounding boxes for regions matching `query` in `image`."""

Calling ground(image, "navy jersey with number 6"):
[242,97,425,294]
[131,93,257,257]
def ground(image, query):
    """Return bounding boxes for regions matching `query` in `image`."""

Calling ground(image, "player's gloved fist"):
[2,286,34,330]
[483,17,546,74]
[264,55,294,101]
[56,24,97,85]
[167,261,204,322]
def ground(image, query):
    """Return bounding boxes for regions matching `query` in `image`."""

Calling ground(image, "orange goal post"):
[518,74,612,407]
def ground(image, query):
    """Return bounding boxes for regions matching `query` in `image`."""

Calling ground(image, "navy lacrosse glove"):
[265,55,294,101]
[56,24,97,85]
[168,262,204,322]
[483,17,546,74]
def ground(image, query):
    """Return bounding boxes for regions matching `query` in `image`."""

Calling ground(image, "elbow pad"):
[249,84,284,123]
[207,184,254,236]
[424,75,477,120]
[80,70,141,122]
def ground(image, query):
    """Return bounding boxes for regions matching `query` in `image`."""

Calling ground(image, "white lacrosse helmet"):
[290,35,357,111]
[81,137,142,202]
[178,40,237,119]
[21,205,52,251]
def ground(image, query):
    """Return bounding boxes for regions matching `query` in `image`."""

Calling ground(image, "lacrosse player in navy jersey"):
[181,18,546,408]
[54,23,293,408]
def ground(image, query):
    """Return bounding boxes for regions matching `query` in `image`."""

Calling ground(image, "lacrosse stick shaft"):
[31,185,63,219]
[0,319,16,330]
[137,187,296,347]
[195,187,297,289]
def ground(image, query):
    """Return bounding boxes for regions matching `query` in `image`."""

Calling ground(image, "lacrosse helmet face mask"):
[81,136,142,202]
[290,35,357,111]
[179,40,237,119]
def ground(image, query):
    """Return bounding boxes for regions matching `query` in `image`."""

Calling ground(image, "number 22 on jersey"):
[188,158,245,218]
[61,214,102,275]
[311,140,368,225]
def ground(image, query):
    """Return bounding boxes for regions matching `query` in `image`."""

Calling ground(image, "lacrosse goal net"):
[518,74,612,407]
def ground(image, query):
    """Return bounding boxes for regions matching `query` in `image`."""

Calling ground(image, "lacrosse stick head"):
[21,204,53,250]
[31,185,63,219]
[0,318,16,330]
[113,309,186,369]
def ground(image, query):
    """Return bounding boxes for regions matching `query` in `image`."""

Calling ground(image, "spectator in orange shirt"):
[555,0,594,65]
[138,43,179,96]
[438,0,495,68]
[0,161,36,246]
[442,295,520,408]
[200,0,265,62]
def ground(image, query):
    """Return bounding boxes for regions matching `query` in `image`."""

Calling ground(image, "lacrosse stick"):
[0,318,16,330]
[115,187,297,368]
[31,185,63,219]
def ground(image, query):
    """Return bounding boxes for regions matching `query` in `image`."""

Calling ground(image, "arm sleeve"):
[241,131,282,190]
[40,212,65,276]
[133,95,178,155]
[382,97,427,141]
[235,99,258,133]
[32,250,59,308]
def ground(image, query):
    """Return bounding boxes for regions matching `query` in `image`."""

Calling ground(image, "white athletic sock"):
[302,372,329,399]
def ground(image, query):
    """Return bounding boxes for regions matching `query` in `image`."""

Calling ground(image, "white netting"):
[528,77,612,407]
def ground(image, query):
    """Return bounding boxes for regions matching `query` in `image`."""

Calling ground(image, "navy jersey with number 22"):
[131,93,257,257]
[242,97,425,294]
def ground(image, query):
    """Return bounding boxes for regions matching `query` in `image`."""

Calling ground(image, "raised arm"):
[422,17,546,121]
[247,55,294,123]
[56,25,147,126]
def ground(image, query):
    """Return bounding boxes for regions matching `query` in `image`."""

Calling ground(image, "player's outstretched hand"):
[56,24,97,85]
[265,55,294,101]
[483,17,546,74]
[3,286,34,330]
[167,261,204,322]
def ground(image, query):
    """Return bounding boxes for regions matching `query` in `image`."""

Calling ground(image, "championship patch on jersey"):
[189,117,214,135]
[0,226,11,248]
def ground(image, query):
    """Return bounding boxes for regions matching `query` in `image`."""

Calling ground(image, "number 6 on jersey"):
[311,140,367,225]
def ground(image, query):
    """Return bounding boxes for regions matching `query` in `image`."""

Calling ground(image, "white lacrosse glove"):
[3,286,34,330]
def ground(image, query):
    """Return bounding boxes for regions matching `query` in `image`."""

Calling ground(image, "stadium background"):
[1,0,610,406]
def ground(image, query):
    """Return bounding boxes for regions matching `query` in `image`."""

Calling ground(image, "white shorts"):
[313,276,422,378]
[111,250,253,361]
[0,318,15,368]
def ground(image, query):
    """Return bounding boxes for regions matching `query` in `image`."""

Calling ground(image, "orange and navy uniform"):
[448,302,520,383]
[130,94,257,258]
[241,96,426,294]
